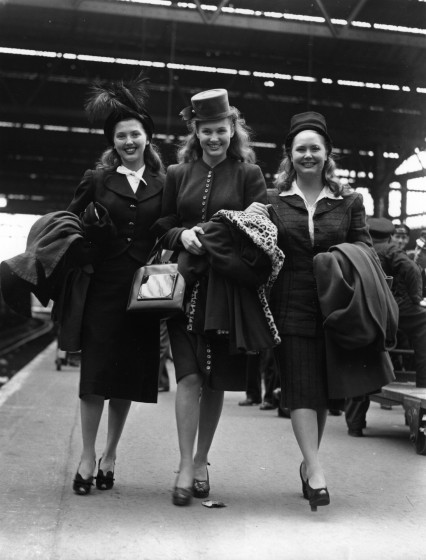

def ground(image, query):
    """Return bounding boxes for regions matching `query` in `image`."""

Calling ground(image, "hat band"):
[195,108,233,121]
[180,106,233,122]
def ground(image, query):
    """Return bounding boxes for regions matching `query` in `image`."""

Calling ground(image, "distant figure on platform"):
[413,232,426,301]
[238,349,279,410]
[391,222,410,251]
[67,75,165,495]
[345,217,426,437]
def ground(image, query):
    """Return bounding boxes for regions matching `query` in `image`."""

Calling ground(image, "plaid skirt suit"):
[267,188,372,410]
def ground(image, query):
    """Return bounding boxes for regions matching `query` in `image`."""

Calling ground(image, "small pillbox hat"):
[285,111,332,147]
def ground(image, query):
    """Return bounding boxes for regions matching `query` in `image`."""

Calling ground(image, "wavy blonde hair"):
[274,137,347,196]
[177,107,256,164]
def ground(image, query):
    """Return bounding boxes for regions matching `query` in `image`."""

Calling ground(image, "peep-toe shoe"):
[73,462,95,496]
[96,457,115,490]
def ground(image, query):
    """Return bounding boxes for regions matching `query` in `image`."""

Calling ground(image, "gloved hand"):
[80,202,117,247]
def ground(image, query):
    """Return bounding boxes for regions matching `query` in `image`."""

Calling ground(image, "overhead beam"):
[313,0,338,38]
[3,0,425,49]
[346,0,370,27]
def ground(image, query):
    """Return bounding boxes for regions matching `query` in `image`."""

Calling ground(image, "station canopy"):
[0,0,425,215]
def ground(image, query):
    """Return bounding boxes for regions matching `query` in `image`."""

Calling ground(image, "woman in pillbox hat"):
[246,111,386,512]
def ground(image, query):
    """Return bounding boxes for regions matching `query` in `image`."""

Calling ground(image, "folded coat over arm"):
[313,242,398,398]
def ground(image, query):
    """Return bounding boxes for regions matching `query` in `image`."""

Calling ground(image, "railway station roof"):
[0,0,425,214]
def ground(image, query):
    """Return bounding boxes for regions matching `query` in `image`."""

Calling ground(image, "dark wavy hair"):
[274,136,348,196]
[177,107,256,164]
[95,140,164,174]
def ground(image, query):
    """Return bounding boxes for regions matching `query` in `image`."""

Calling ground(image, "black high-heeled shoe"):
[306,480,330,512]
[299,462,308,500]
[73,462,95,496]
[193,463,210,499]
[96,458,115,491]
[172,486,193,506]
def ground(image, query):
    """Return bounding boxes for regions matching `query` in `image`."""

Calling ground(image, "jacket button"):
[130,204,136,209]
[129,221,135,226]
[127,238,131,242]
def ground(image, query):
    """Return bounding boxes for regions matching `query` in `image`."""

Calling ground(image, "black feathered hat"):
[85,73,155,144]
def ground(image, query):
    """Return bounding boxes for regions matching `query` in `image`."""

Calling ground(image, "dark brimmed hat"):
[285,111,332,147]
[180,89,233,122]
[393,223,410,236]
[367,217,395,239]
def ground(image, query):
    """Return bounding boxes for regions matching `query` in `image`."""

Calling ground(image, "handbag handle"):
[146,234,174,265]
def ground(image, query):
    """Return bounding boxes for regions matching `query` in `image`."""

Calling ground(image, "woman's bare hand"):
[244,202,271,217]
[180,226,206,255]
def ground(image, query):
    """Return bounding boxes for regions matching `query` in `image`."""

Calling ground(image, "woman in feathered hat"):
[154,88,269,506]
[67,74,165,495]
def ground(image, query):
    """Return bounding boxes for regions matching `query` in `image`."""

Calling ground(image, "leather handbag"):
[126,238,185,318]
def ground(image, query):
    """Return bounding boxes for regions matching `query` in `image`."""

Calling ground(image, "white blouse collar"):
[279,181,342,201]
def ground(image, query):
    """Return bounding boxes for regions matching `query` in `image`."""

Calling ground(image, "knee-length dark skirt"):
[167,313,247,391]
[79,253,160,402]
[274,334,328,410]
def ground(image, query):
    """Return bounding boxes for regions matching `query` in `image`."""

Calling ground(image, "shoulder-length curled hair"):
[274,139,348,197]
[176,107,256,164]
[95,141,165,174]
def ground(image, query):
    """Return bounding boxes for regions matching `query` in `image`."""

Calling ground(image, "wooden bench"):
[370,347,426,455]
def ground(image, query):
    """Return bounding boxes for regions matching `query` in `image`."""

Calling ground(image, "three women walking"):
[61,78,390,512]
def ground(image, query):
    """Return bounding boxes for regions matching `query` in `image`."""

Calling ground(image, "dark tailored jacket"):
[68,167,165,264]
[267,189,372,336]
[177,214,281,354]
[373,240,423,309]
[153,158,267,245]
[313,242,398,398]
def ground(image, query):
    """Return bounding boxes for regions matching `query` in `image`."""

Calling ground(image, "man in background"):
[345,218,426,437]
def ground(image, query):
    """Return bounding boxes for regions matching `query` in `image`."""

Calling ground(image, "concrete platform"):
[0,342,424,560]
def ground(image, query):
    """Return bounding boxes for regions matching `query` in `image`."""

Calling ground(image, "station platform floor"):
[0,342,424,560]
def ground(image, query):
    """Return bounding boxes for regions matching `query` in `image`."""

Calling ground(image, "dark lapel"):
[105,172,137,200]
[136,169,163,202]
[280,195,307,211]
[314,197,346,216]
[270,194,307,222]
